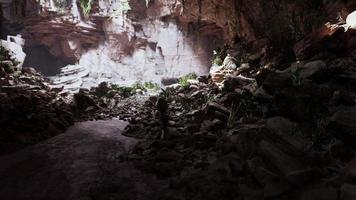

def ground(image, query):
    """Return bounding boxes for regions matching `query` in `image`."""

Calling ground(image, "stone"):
[256,67,273,86]
[198,75,209,84]
[340,184,356,200]
[285,168,318,186]
[221,54,238,71]
[211,71,225,84]
[223,74,254,92]
[205,102,230,117]
[263,179,290,198]
[190,90,202,98]
[344,11,356,31]
[1,36,26,68]
[294,60,327,80]
[155,151,183,162]
[265,117,306,154]
[330,90,355,106]
[329,57,356,72]
[343,157,356,184]
[95,82,110,97]
[253,87,273,100]
[294,26,344,60]
[259,140,302,175]
[262,70,292,94]
[300,187,338,200]
[328,111,356,144]
[74,91,96,110]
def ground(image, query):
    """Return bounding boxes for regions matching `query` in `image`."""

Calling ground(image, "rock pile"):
[70,82,152,122]
[0,48,73,155]
[120,26,356,200]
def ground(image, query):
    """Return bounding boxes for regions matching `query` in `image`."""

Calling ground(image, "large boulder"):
[1,35,26,68]
[262,71,293,94]
[328,111,356,144]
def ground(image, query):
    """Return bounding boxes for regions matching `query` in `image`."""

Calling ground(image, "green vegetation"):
[212,56,223,66]
[79,0,93,16]
[53,0,68,11]
[0,46,8,61]
[178,73,197,88]
[0,46,19,74]
[110,81,160,98]
[111,84,136,98]
[108,0,131,19]
[144,81,160,90]
[212,45,229,66]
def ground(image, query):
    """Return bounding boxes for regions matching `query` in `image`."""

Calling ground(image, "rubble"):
[1,5,356,200]
[116,21,356,200]
[0,47,73,155]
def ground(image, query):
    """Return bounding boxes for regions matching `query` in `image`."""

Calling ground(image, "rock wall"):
[2,0,224,90]
[2,0,356,90]
[177,0,356,52]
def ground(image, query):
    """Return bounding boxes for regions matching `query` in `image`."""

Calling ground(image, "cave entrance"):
[23,45,69,76]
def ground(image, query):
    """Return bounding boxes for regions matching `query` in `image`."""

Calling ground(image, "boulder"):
[328,111,356,144]
[340,184,356,200]
[1,35,26,68]
[292,60,328,81]
[222,75,254,92]
[265,117,306,155]
[262,71,293,94]
[294,26,345,60]
[300,187,338,200]
[343,157,356,184]
[259,140,303,176]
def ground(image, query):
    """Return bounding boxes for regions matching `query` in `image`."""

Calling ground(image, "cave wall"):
[1,0,225,88]
[176,0,356,52]
[3,0,356,89]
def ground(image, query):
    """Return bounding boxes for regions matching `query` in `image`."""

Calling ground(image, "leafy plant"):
[108,0,131,19]
[144,81,160,90]
[79,0,93,16]
[178,73,197,88]
[212,45,229,66]
[212,56,223,66]
[53,0,68,11]
[111,84,135,98]
[0,46,19,74]
[131,81,145,91]
[0,46,10,61]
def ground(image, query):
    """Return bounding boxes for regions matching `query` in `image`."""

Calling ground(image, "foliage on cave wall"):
[79,0,93,16]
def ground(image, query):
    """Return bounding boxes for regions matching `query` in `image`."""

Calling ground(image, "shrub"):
[144,81,160,90]
[79,0,93,16]
[178,73,197,88]
[111,84,135,98]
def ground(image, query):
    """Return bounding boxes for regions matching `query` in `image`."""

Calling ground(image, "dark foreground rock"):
[0,67,74,155]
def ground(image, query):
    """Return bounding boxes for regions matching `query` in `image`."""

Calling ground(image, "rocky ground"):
[118,27,356,200]
[0,46,73,155]
[1,24,356,200]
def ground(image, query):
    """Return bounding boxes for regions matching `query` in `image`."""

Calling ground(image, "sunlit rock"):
[1,35,26,68]
[343,10,356,31]
[221,54,238,71]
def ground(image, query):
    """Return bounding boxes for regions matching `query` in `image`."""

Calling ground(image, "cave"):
[1,0,356,200]
[23,45,69,76]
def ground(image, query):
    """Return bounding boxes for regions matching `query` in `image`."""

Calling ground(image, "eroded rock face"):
[177,0,356,51]
[2,0,224,91]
